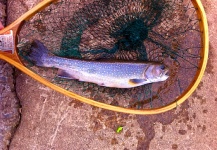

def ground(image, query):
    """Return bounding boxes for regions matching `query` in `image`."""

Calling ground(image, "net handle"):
[0,0,58,64]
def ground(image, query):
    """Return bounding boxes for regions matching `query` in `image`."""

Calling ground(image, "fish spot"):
[87,68,96,73]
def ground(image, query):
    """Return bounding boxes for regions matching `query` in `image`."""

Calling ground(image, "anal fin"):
[57,69,76,79]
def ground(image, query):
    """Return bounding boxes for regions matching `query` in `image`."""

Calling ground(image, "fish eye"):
[160,65,165,70]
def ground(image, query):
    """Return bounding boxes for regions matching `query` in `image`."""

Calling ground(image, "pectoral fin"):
[129,79,147,86]
[57,69,76,79]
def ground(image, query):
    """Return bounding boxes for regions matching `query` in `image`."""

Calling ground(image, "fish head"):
[144,64,169,82]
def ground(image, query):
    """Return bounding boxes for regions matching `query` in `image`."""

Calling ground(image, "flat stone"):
[7,0,217,149]
[0,61,20,150]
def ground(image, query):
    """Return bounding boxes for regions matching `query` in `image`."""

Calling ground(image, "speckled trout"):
[29,40,169,88]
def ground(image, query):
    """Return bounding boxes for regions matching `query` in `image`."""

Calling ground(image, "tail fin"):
[29,40,50,67]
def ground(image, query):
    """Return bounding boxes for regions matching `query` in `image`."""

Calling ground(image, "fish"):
[28,40,169,88]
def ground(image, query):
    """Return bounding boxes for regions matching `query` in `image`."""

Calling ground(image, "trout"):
[29,40,169,88]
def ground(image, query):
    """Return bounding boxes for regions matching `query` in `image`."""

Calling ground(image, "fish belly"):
[57,68,138,88]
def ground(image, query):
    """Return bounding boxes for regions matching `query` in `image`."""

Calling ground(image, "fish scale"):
[49,56,148,78]
[29,40,169,88]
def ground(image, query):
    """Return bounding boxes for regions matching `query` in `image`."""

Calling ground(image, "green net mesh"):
[17,0,202,109]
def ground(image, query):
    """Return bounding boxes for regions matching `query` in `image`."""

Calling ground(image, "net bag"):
[16,0,208,114]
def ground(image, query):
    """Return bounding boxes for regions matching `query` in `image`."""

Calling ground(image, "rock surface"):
[5,0,217,149]
[0,61,20,150]
[0,1,20,150]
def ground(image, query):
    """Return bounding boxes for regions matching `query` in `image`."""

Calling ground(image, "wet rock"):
[5,0,217,150]
[0,61,20,150]
[0,1,20,149]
